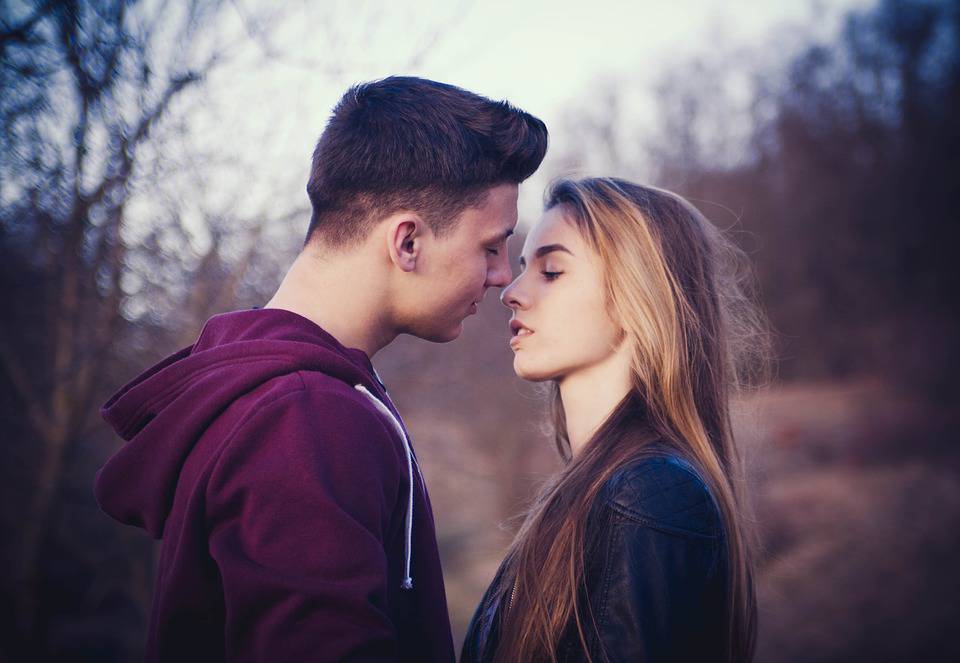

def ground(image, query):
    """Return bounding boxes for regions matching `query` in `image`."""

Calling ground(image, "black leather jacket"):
[461,451,730,662]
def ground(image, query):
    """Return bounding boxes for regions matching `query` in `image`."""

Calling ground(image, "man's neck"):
[264,248,396,358]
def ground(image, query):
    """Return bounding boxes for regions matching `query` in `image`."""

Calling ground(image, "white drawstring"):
[354,383,416,590]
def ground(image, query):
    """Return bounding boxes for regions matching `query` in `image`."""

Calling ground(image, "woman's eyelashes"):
[516,258,563,281]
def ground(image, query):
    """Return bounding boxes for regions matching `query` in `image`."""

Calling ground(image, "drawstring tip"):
[401,577,413,590]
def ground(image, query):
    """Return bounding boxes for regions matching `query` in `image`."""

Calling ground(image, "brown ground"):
[392,360,959,660]
[745,380,960,662]
[376,300,960,661]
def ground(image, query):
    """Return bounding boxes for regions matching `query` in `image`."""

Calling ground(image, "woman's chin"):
[512,358,557,382]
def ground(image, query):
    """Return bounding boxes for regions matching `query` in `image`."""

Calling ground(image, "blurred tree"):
[0,0,472,657]
[562,0,959,395]
[0,2,260,657]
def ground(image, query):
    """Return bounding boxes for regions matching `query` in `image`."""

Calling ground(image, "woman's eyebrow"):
[535,244,573,258]
[519,243,574,268]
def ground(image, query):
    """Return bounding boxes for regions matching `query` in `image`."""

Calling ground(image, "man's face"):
[401,183,518,342]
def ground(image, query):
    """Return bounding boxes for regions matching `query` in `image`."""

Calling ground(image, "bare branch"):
[0,0,55,53]
[0,330,53,443]
[404,0,474,70]
[85,68,205,207]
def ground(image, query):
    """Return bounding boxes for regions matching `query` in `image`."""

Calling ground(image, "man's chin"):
[409,320,464,344]
[437,321,465,343]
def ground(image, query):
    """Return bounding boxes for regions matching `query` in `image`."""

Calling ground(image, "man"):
[94,76,547,662]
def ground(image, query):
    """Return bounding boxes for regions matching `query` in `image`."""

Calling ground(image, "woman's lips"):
[509,330,532,349]
[509,319,533,348]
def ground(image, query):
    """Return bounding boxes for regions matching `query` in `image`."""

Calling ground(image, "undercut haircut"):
[305,76,548,248]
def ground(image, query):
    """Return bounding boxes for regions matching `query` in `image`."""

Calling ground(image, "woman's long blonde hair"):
[483,177,771,662]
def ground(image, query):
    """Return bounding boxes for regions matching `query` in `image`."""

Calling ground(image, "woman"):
[461,177,771,662]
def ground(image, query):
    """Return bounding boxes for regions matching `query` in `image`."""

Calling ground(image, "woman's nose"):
[500,276,524,309]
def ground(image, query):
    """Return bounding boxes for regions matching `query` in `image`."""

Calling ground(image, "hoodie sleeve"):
[205,384,405,662]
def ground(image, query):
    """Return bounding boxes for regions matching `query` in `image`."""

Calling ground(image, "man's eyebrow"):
[519,243,574,267]
[485,227,515,244]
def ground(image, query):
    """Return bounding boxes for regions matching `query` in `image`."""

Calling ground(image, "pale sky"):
[161,0,874,250]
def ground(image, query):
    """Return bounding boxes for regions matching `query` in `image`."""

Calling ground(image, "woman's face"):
[501,206,625,381]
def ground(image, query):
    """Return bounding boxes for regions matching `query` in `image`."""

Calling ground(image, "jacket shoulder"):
[602,453,724,538]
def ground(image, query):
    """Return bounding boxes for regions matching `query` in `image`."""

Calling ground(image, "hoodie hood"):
[95,308,393,539]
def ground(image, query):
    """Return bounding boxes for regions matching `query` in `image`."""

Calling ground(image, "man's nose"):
[486,254,513,288]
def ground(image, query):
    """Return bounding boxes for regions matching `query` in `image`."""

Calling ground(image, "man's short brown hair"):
[305,76,548,248]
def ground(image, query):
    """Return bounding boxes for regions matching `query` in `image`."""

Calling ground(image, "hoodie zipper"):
[354,383,418,590]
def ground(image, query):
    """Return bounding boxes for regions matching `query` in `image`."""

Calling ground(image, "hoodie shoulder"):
[95,309,397,539]
[206,375,409,510]
[224,370,406,463]
[198,375,411,592]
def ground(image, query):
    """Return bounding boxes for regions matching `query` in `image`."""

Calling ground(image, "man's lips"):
[468,294,485,315]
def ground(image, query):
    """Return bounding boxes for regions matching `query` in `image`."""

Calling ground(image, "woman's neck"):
[558,345,633,457]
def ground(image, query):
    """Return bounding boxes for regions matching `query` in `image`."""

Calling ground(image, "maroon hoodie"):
[95,308,454,662]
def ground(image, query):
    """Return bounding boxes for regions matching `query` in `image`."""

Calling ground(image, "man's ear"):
[385,212,426,273]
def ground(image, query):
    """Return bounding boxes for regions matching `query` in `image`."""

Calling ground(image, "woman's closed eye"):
[542,270,563,281]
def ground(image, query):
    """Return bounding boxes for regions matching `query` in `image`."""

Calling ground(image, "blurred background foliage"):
[1,0,958,660]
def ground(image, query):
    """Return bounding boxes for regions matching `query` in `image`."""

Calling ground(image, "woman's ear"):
[612,325,630,351]
[385,212,425,272]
